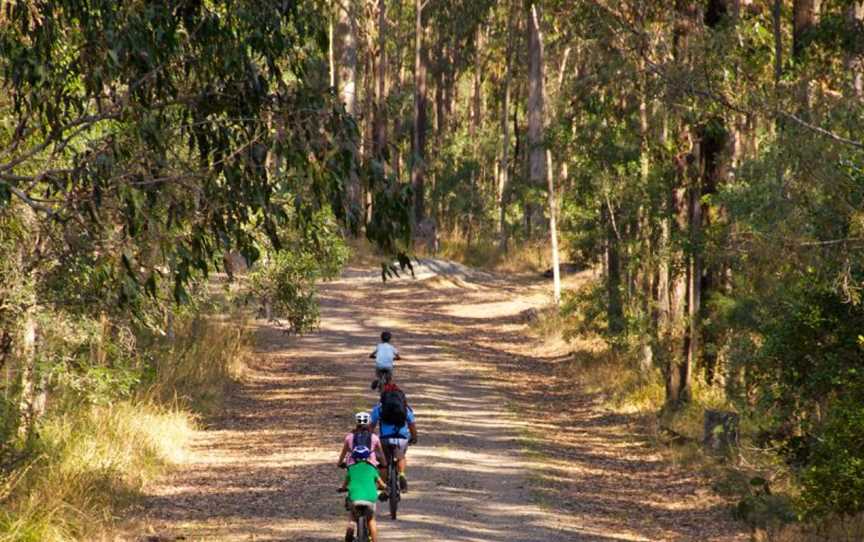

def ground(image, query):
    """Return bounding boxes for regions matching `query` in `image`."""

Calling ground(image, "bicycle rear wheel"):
[356,512,369,542]
[388,452,399,519]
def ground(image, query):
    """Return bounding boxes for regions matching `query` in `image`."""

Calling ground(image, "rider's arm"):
[374,437,387,467]
[337,439,350,466]
[408,422,417,444]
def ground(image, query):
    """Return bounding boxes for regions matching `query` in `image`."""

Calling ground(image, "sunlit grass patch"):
[436,238,549,273]
[144,314,251,415]
[0,402,194,542]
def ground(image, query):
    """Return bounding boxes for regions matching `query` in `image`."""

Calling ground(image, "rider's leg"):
[395,440,409,490]
[345,511,355,542]
[368,512,379,542]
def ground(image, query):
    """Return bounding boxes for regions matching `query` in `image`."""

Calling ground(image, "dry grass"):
[0,402,194,542]
[756,515,864,542]
[345,237,387,267]
[0,311,251,541]
[529,309,821,537]
[144,314,251,414]
[436,237,551,273]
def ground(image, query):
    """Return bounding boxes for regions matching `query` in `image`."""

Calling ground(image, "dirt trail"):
[126,267,747,542]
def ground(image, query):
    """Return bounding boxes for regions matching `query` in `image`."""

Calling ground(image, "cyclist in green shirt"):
[342,445,387,542]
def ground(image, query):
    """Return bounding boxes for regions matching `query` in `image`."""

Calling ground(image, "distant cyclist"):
[370,383,417,491]
[369,331,400,390]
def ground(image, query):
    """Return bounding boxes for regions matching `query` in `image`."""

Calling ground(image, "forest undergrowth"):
[0,308,251,542]
[526,282,864,542]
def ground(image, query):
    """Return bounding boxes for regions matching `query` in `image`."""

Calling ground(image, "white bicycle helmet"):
[355,411,371,426]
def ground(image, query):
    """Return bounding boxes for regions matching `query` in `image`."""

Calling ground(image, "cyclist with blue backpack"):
[337,412,387,471]
[370,383,417,491]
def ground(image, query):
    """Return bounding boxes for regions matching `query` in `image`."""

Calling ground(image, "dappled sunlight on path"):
[123,266,745,541]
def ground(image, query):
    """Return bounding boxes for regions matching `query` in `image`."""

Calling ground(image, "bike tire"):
[388,457,399,519]
[356,513,369,542]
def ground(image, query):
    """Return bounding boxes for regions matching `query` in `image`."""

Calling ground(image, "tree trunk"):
[793,0,822,114]
[498,0,515,253]
[687,155,702,391]
[373,0,388,161]
[334,0,362,232]
[546,149,561,305]
[412,0,429,224]
[639,59,655,374]
[665,1,698,409]
[793,0,822,61]
[667,169,692,407]
[701,2,735,385]
[605,204,624,335]
[471,26,483,138]
[848,2,864,98]
[16,304,38,439]
[527,3,547,232]
[434,37,446,137]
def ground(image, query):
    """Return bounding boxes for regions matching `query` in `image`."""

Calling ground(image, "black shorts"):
[346,498,376,517]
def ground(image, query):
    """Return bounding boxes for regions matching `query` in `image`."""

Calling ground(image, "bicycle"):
[373,367,393,391]
[351,501,374,542]
[383,441,401,520]
[338,464,383,542]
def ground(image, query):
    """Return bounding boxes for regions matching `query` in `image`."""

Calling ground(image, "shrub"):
[798,397,864,520]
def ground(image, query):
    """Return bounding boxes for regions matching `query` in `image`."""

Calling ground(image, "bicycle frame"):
[376,368,393,390]
[353,504,371,542]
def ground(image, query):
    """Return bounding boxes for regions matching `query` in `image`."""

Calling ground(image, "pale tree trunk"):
[14,206,42,438]
[793,0,822,61]
[687,155,702,390]
[16,304,38,439]
[546,149,561,304]
[498,0,515,253]
[849,2,864,98]
[793,0,822,115]
[413,0,429,224]
[638,58,654,375]
[471,26,483,139]
[329,15,335,88]
[368,0,388,226]
[655,110,671,355]
[666,0,698,409]
[667,166,692,407]
[374,0,388,159]
[527,2,547,233]
[334,0,362,232]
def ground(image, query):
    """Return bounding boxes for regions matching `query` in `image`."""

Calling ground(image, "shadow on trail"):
[132,269,743,542]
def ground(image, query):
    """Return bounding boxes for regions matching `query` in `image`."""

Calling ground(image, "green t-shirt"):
[346,462,379,503]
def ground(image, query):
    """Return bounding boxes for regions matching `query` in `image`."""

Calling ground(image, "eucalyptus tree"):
[0,0,361,435]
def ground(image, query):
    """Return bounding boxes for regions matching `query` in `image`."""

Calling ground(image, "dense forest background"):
[1,0,863,539]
